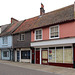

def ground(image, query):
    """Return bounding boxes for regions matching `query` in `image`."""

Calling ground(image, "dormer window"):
[50,25,59,39]
[35,29,42,40]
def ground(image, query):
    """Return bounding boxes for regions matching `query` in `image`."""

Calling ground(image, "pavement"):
[0,63,58,75]
[0,60,75,75]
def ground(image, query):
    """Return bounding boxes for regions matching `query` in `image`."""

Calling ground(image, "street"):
[0,63,59,75]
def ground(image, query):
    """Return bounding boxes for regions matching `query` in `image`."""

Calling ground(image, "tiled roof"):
[13,4,74,34]
[32,4,74,29]
[13,16,39,34]
[0,21,24,36]
[1,24,9,33]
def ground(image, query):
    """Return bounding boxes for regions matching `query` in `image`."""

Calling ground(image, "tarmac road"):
[0,63,59,75]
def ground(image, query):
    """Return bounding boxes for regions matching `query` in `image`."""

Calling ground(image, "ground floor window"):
[21,51,30,59]
[3,51,9,57]
[64,46,73,63]
[49,47,55,62]
[48,46,73,63]
[56,47,63,63]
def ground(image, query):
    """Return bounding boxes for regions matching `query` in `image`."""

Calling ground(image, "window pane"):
[38,35,42,39]
[55,26,58,32]
[49,49,55,62]
[42,51,48,59]
[56,48,63,63]
[21,51,30,59]
[55,32,58,37]
[38,30,41,34]
[36,35,39,39]
[3,51,9,57]
[20,34,24,41]
[21,35,24,40]
[36,31,38,34]
[51,27,54,33]
[51,33,54,38]
[64,48,72,63]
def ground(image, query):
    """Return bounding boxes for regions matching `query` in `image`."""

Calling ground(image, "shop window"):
[64,47,72,63]
[50,25,59,38]
[21,51,30,59]
[3,51,9,57]
[49,48,55,62]
[56,47,63,63]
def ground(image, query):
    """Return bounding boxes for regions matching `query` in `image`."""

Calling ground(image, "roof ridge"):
[12,20,26,34]
[44,4,74,16]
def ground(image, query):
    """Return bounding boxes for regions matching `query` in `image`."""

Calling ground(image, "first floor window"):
[3,51,9,57]
[20,34,25,41]
[35,29,42,40]
[21,51,30,59]
[3,36,8,44]
[50,25,59,38]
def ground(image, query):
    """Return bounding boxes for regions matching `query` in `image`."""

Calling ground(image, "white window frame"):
[20,34,25,41]
[2,36,8,45]
[49,25,59,39]
[3,50,9,57]
[35,29,42,41]
[48,45,73,64]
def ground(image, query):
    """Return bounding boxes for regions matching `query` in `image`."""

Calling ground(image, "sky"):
[0,0,75,26]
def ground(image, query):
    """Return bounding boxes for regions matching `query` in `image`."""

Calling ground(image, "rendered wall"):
[31,21,75,42]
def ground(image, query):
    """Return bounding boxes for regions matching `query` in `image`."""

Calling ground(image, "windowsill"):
[35,39,42,41]
[49,37,59,39]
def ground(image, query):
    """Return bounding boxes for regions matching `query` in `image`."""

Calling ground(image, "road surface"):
[0,63,60,75]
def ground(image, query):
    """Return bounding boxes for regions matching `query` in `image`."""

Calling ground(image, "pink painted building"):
[31,3,75,68]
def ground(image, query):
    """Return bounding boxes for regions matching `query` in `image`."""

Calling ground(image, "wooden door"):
[42,50,48,64]
[36,51,40,64]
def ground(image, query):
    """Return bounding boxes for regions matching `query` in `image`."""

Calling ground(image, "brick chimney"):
[40,3,45,15]
[11,18,18,24]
